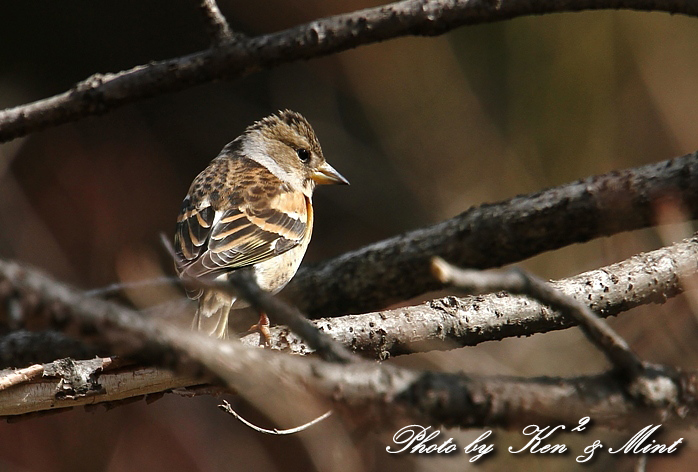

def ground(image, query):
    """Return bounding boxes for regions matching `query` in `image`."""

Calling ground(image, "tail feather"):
[194,290,235,338]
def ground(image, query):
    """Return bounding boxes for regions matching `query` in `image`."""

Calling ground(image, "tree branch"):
[1,233,695,366]
[0,352,693,430]
[197,0,236,45]
[0,358,201,417]
[431,258,684,407]
[9,333,689,430]
[2,0,698,142]
[255,234,698,358]
[432,257,647,381]
[0,251,693,428]
[285,153,698,317]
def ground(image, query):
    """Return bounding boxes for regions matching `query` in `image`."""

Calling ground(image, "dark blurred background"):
[1,1,697,471]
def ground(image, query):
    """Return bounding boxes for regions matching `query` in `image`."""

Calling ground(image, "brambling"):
[174,110,349,339]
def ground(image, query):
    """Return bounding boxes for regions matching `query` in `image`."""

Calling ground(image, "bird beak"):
[311,162,350,185]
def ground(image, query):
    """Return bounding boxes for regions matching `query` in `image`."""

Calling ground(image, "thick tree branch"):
[166,329,690,430]
[0,352,690,430]
[1,234,695,366]
[432,258,647,381]
[285,153,698,317]
[0,253,693,428]
[69,155,698,326]
[2,0,698,142]
[257,234,698,357]
[0,358,201,417]
[5,336,693,430]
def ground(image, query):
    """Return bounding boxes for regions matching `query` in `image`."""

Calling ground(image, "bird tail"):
[193,290,234,338]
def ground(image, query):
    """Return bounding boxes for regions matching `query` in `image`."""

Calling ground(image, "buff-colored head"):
[238,110,349,196]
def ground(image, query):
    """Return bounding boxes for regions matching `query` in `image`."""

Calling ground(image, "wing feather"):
[174,157,310,286]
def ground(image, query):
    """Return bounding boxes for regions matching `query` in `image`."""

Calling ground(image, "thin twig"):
[432,257,646,380]
[197,0,236,45]
[3,0,698,143]
[635,454,647,472]
[0,364,44,391]
[209,271,356,364]
[218,400,332,435]
[159,232,177,260]
[84,276,180,298]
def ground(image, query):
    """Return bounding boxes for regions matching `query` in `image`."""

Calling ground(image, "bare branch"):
[124,328,696,431]
[432,258,646,381]
[0,364,44,391]
[2,0,698,142]
[225,271,355,363]
[219,400,332,435]
[0,351,692,430]
[197,0,236,45]
[0,358,201,417]
[285,154,698,317]
[254,235,698,358]
[0,258,691,429]
[635,454,648,472]
[76,157,698,327]
[2,234,696,367]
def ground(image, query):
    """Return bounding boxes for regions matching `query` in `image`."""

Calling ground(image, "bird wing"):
[174,158,310,283]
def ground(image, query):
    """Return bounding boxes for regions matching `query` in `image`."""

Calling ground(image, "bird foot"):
[248,312,272,347]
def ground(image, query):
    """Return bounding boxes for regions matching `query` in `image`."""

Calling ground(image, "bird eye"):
[296,148,310,162]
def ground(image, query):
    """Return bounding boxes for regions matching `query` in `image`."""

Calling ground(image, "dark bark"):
[2,0,698,142]
[284,153,698,317]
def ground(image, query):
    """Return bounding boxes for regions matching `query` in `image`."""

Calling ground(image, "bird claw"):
[249,312,272,347]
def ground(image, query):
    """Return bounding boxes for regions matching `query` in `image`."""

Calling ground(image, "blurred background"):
[1,1,698,471]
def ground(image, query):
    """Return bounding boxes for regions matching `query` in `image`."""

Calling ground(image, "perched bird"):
[174,110,349,339]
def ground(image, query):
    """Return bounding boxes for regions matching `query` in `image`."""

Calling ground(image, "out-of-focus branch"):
[2,0,698,142]
[225,271,355,363]
[197,0,236,45]
[6,333,692,430]
[0,330,100,369]
[0,257,692,429]
[285,153,698,317]
[255,235,698,357]
[0,259,205,378]
[0,352,691,430]
[2,234,696,365]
